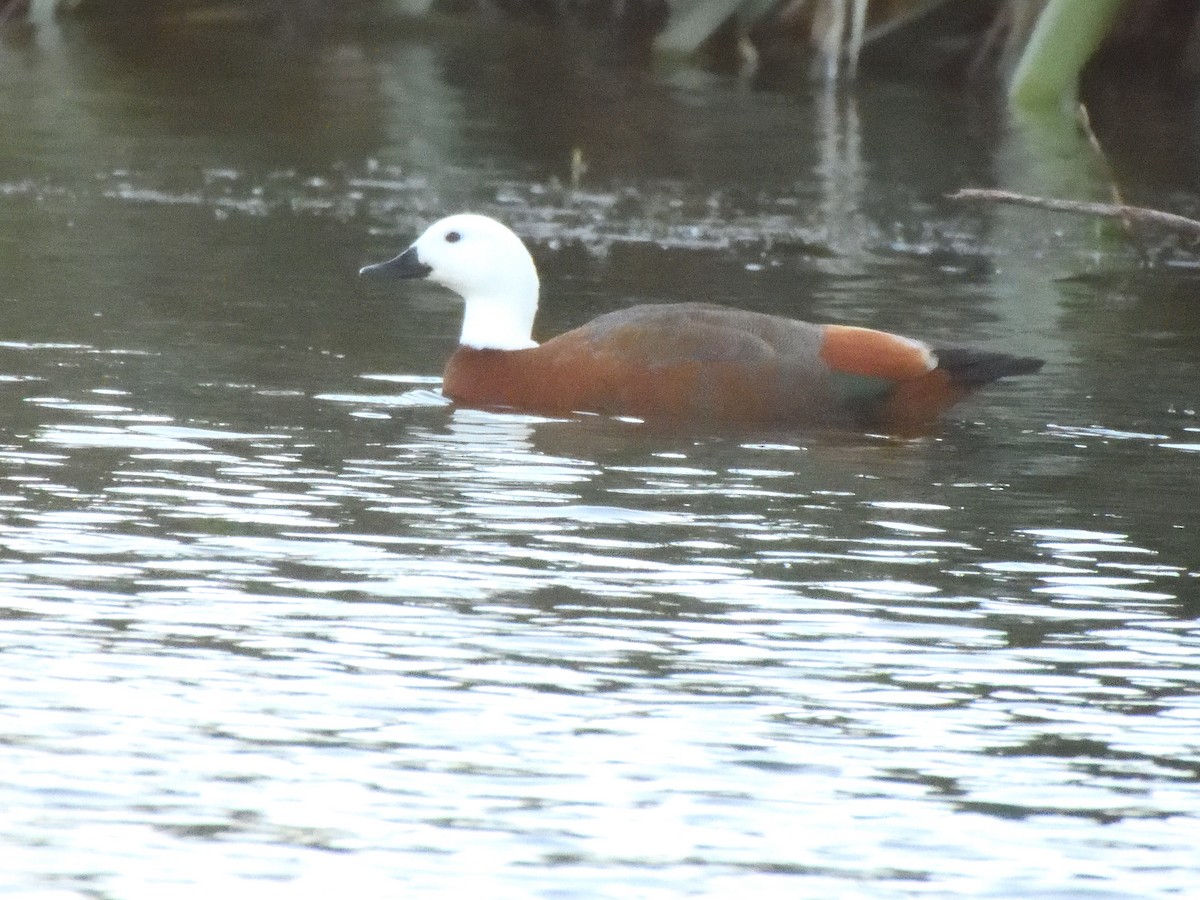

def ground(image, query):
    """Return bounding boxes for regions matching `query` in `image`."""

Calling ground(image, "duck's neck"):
[458,292,539,352]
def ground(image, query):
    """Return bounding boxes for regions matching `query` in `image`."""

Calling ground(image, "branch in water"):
[947,188,1200,237]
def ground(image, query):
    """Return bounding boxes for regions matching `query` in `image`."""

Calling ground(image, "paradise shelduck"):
[360,213,1043,429]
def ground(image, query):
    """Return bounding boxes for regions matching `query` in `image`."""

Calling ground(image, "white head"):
[360,213,540,351]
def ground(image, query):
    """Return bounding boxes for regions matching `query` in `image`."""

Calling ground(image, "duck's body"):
[361,214,1043,429]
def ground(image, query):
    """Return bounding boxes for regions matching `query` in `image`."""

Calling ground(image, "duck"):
[359,213,1043,429]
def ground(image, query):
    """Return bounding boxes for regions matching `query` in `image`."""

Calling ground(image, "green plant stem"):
[1008,0,1124,109]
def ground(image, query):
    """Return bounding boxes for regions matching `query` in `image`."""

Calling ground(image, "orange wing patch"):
[820,325,936,381]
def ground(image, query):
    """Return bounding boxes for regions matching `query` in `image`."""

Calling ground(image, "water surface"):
[2,15,1199,899]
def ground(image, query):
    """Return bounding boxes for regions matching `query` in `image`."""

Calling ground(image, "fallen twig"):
[947,188,1200,238]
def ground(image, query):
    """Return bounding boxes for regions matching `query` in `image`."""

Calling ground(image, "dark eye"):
[445,231,461,243]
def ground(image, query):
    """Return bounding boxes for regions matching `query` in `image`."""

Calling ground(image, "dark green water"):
[2,13,1199,898]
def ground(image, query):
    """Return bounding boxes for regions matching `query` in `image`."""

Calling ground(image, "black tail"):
[932,347,1044,386]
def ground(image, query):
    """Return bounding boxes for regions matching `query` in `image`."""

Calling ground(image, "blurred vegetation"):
[10,0,1200,104]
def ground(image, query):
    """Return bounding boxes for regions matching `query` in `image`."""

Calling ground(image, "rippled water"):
[3,13,1200,899]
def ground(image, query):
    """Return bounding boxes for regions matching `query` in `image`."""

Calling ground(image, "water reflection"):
[3,367,1190,622]
[2,370,1198,895]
